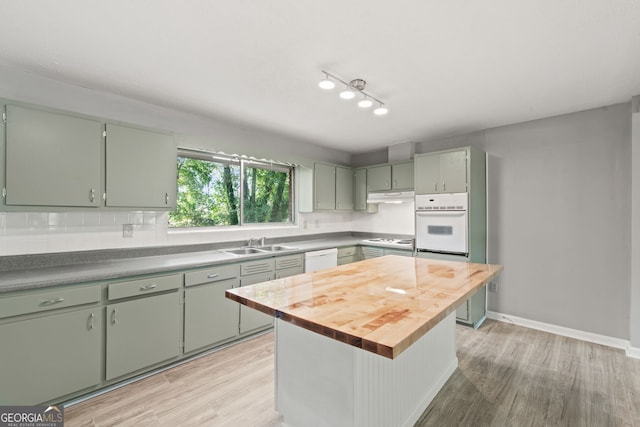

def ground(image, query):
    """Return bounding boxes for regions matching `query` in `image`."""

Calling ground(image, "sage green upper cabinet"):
[354,168,367,211]
[335,166,354,211]
[415,149,467,194]
[367,164,391,191]
[105,124,176,209]
[313,162,336,210]
[391,161,414,190]
[4,104,102,207]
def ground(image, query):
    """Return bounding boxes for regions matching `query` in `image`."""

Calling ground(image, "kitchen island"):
[226,255,503,427]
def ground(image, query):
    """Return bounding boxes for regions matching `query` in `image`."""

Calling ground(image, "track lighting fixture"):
[318,71,388,116]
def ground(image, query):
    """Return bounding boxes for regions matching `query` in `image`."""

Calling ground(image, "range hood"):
[366,191,415,204]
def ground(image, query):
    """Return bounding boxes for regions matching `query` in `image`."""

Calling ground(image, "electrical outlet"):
[488,281,498,293]
[122,224,134,238]
[314,219,320,228]
[303,220,308,229]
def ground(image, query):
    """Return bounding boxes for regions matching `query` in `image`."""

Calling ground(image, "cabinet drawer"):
[240,259,275,276]
[185,264,239,287]
[337,246,357,257]
[108,273,181,300]
[0,286,101,319]
[275,254,303,270]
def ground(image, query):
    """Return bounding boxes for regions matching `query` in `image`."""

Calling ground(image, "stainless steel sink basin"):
[257,245,298,252]
[221,247,269,255]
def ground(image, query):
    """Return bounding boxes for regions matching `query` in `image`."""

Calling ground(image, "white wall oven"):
[415,193,468,256]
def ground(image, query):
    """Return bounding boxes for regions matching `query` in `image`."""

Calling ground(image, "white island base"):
[275,312,458,427]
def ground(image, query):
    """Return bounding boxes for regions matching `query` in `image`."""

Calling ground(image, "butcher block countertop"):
[226,255,503,359]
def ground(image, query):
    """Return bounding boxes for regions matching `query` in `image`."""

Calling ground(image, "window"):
[169,149,294,228]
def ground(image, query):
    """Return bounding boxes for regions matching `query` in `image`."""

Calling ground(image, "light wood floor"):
[65,320,640,426]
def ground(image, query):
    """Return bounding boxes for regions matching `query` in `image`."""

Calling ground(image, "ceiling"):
[0,1,639,154]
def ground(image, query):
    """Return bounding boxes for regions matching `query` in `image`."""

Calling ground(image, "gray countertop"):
[0,236,414,294]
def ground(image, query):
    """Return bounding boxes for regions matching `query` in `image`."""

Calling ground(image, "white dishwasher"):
[304,248,338,273]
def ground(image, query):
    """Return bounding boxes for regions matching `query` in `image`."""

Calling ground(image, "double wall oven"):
[415,193,468,256]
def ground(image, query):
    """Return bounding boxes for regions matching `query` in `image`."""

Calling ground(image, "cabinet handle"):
[111,309,118,325]
[207,273,220,279]
[443,181,446,191]
[393,179,397,187]
[89,188,95,203]
[165,193,169,204]
[40,297,65,307]
[435,182,438,192]
[139,283,157,292]
[88,313,95,330]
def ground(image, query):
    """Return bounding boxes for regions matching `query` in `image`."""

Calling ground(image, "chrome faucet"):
[246,237,266,247]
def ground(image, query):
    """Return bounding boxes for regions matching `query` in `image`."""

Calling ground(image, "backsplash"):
[0,211,352,256]
[351,202,415,235]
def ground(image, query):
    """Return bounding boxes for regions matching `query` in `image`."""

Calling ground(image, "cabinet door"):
[184,278,239,353]
[414,154,440,194]
[105,124,176,208]
[361,246,385,259]
[275,266,304,278]
[366,165,391,191]
[5,105,102,207]
[335,166,354,211]
[392,162,414,190]
[239,272,274,334]
[106,292,180,380]
[440,150,467,193]
[313,163,336,210]
[353,168,367,211]
[0,307,102,404]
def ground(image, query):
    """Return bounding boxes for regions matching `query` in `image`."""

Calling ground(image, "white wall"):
[417,103,631,340]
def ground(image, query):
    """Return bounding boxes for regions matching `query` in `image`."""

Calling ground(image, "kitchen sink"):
[220,247,269,255]
[256,245,298,252]
[220,245,298,256]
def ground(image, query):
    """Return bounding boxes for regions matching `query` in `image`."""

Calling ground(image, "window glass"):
[169,152,293,228]
[243,163,291,224]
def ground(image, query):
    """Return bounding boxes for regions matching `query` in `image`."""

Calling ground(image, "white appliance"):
[304,248,338,273]
[415,193,468,255]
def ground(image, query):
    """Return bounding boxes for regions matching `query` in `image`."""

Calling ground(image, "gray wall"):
[631,97,640,348]
[417,103,631,340]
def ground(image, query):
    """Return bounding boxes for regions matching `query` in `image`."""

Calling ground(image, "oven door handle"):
[416,211,466,217]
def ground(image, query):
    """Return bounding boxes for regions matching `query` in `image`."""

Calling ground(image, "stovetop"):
[360,238,414,249]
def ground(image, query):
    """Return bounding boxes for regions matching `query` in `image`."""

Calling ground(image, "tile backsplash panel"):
[0,211,354,256]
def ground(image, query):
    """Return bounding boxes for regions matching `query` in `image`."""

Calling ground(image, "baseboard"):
[626,346,640,359]
[486,311,631,352]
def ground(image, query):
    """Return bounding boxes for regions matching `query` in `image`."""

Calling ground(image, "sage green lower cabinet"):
[416,251,486,328]
[337,246,359,265]
[183,264,240,353]
[239,259,275,335]
[361,246,385,259]
[106,292,181,381]
[184,278,240,353]
[239,272,274,334]
[0,307,102,405]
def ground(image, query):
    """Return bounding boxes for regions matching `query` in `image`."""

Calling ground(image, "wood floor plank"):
[65,320,640,427]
